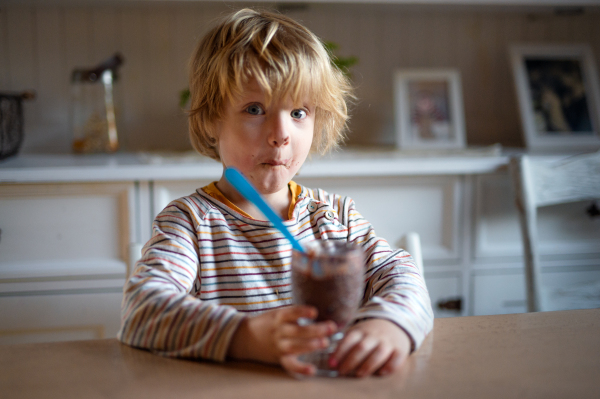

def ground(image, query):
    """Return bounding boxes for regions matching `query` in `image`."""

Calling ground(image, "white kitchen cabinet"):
[1,152,599,345]
[148,159,600,319]
[151,175,467,318]
[0,182,136,344]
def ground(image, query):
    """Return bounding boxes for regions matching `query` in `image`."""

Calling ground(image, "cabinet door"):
[295,175,463,263]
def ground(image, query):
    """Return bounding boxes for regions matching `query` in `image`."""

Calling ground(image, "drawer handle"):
[586,201,600,219]
[437,297,462,311]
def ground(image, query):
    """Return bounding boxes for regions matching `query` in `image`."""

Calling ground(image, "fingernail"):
[328,357,338,368]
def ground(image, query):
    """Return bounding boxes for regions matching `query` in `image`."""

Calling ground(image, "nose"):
[266,112,290,147]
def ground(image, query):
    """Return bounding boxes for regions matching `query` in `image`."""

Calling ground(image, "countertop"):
[0,146,509,183]
[1,309,599,399]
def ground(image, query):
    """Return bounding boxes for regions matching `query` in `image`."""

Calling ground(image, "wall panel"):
[35,8,69,153]
[2,3,599,153]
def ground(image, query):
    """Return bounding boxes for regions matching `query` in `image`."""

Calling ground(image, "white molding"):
[0,152,509,183]
[0,277,125,294]
[0,259,127,280]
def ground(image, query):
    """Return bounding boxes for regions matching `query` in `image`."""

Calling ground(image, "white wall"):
[1,2,599,153]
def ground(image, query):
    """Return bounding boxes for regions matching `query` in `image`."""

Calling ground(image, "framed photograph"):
[510,44,600,152]
[394,69,466,150]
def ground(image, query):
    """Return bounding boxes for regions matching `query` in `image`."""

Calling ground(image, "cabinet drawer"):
[474,174,600,260]
[425,272,462,318]
[472,265,600,316]
[0,183,134,279]
[0,286,123,345]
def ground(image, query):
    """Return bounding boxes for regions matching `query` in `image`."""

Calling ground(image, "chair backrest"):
[509,151,600,312]
[399,232,424,277]
[520,153,600,208]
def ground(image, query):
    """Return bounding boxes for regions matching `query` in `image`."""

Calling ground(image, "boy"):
[118,8,433,378]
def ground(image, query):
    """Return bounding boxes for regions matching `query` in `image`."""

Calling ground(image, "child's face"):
[217,78,315,195]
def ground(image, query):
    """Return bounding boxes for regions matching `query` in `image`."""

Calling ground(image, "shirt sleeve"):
[117,199,246,361]
[344,198,434,351]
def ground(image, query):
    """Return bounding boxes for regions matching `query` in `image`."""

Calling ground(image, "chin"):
[252,169,293,194]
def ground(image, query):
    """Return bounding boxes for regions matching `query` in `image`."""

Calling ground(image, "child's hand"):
[227,305,336,376]
[330,319,411,378]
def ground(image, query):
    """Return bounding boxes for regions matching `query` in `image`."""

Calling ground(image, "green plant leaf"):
[179,88,190,109]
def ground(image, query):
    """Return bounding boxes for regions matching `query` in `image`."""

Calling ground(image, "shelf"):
[0,150,511,183]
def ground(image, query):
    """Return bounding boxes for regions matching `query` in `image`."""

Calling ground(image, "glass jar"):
[70,53,123,154]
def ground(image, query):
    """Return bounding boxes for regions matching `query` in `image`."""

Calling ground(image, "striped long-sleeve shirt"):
[118,181,434,361]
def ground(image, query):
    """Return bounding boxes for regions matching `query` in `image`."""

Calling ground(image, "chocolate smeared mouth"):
[262,159,291,168]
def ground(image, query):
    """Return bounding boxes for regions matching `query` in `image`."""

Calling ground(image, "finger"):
[280,354,316,378]
[278,321,336,340]
[337,337,380,376]
[376,349,407,376]
[277,336,329,355]
[329,329,363,369]
[355,344,392,378]
[275,305,318,323]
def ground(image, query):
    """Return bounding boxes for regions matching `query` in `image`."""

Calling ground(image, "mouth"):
[262,159,291,168]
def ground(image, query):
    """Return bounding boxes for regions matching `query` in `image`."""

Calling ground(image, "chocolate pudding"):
[291,241,364,328]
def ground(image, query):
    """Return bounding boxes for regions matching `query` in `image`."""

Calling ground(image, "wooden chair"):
[509,152,600,312]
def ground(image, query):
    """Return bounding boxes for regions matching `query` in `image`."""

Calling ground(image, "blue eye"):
[291,109,307,119]
[246,104,264,115]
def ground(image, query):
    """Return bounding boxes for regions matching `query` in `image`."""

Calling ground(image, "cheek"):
[219,135,258,168]
[302,124,315,152]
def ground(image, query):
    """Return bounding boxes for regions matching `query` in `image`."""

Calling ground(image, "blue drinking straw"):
[224,167,305,253]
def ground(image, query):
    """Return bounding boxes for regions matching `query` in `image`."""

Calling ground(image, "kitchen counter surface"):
[0,147,509,183]
[1,309,599,399]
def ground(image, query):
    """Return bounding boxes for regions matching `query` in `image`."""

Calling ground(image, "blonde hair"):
[188,8,353,161]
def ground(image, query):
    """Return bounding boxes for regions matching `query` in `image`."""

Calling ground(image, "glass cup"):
[291,240,365,377]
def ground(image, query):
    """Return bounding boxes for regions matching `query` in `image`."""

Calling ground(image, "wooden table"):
[1,309,599,399]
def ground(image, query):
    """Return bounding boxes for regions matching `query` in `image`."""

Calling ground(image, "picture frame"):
[510,44,600,152]
[394,69,466,150]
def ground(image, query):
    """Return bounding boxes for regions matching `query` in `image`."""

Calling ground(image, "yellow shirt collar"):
[202,180,302,221]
